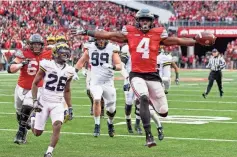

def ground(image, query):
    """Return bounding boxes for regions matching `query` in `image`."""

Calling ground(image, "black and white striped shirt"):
[206,56,226,71]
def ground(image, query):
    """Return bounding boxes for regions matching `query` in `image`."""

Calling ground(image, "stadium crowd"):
[169,1,237,22]
[0,1,236,71]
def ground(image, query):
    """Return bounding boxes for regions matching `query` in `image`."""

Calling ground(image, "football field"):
[0,70,237,157]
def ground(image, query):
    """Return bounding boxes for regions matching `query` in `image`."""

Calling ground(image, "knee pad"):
[134,99,140,116]
[159,112,168,117]
[21,105,33,117]
[106,110,116,118]
[125,104,132,116]
[158,105,168,117]
[20,105,33,125]
[125,91,134,105]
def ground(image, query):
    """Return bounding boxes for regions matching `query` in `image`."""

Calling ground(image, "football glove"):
[102,63,116,70]
[175,78,179,85]
[73,71,79,80]
[33,100,43,112]
[68,107,73,120]
[70,26,87,36]
[22,59,30,66]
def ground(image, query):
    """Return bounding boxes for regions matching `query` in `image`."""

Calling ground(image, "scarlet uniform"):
[16,49,52,90]
[122,25,168,73]
[121,25,169,116]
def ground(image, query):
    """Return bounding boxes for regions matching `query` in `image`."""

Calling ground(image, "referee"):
[202,49,226,98]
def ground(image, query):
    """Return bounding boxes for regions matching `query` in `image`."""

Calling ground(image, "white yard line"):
[0,98,236,104]
[0,128,236,142]
[1,93,237,98]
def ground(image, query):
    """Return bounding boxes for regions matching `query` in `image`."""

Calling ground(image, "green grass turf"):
[0,70,236,157]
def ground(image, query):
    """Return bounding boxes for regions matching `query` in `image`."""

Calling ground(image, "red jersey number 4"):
[136,38,150,59]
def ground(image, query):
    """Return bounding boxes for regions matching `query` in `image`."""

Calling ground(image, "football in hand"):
[195,32,216,46]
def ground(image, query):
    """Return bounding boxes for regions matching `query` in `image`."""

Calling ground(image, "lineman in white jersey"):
[121,44,164,140]
[83,42,105,117]
[75,36,122,137]
[157,49,179,94]
[31,43,74,157]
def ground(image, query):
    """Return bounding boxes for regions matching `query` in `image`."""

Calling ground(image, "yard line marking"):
[0,128,237,142]
[1,112,237,124]
[0,99,237,104]
[1,93,237,98]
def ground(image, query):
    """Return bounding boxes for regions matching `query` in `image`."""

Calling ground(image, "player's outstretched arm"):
[74,50,89,71]
[93,31,127,43]
[162,37,197,46]
[7,57,27,73]
[71,27,127,43]
[64,78,72,108]
[32,69,45,101]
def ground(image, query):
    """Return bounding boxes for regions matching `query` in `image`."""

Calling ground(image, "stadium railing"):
[168,20,237,27]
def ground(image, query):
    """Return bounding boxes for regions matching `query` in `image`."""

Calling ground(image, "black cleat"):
[220,91,224,98]
[202,93,207,99]
[135,124,143,135]
[157,127,164,141]
[14,130,24,144]
[126,119,133,133]
[145,133,156,148]
[107,122,115,137]
[44,152,53,157]
[22,128,28,144]
[93,124,100,137]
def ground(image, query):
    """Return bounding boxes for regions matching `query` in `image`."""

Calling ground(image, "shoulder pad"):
[40,59,51,72]
[66,66,75,78]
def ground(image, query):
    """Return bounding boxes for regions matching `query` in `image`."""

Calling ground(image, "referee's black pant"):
[205,71,223,96]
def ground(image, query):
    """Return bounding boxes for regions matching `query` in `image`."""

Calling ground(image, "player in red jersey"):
[71,9,211,147]
[8,34,52,144]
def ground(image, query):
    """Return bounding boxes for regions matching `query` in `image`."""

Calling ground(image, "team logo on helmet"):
[53,43,71,64]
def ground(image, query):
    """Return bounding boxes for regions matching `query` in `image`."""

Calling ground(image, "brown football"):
[195,32,216,46]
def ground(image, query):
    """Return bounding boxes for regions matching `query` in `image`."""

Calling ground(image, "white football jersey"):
[157,52,173,66]
[121,44,132,73]
[157,52,173,78]
[86,42,119,84]
[40,59,75,102]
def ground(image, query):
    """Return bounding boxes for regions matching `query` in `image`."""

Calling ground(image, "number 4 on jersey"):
[136,38,150,59]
